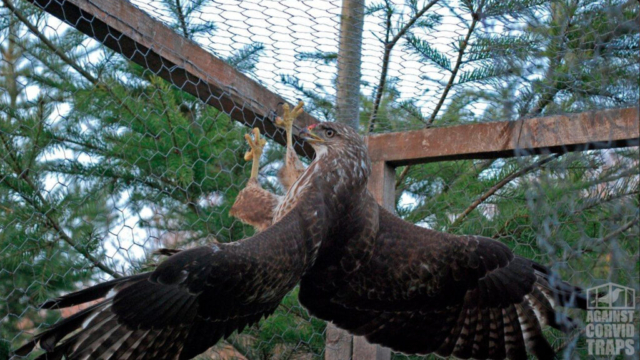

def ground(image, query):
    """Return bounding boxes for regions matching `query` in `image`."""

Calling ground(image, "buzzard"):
[17,120,586,360]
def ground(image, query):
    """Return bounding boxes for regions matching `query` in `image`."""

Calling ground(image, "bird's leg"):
[275,102,306,191]
[275,101,304,149]
[244,127,267,179]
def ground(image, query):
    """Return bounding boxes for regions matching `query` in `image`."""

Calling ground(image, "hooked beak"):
[299,125,324,143]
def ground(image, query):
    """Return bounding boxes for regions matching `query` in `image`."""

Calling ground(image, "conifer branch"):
[395,165,410,188]
[5,0,158,139]
[523,5,573,117]
[425,8,480,126]
[0,131,119,278]
[367,3,392,134]
[155,82,182,155]
[599,217,639,243]
[395,2,481,189]
[174,0,190,39]
[390,0,440,46]
[399,159,494,220]
[450,154,559,228]
[2,0,99,83]
[367,0,440,133]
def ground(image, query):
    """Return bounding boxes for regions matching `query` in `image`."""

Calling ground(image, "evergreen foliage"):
[1,0,638,359]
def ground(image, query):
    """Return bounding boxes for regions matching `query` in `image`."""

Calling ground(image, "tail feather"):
[436,293,472,356]
[13,301,109,356]
[487,307,506,359]
[97,327,136,360]
[529,285,579,333]
[70,311,118,356]
[453,291,480,358]
[472,305,491,359]
[503,305,527,360]
[532,264,586,309]
[33,335,76,360]
[73,315,121,358]
[516,302,554,360]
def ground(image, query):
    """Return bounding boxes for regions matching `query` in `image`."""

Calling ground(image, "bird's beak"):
[299,125,324,143]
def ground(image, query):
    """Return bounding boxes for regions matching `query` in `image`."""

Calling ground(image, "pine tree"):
[1,0,637,358]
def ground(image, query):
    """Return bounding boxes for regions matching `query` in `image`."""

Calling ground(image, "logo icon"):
[587,282,635,310]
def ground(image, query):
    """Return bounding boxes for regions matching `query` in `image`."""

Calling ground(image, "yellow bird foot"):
[244,128,267,179]
[244,128,267,161]
[275,101,304,148]
[275,101,304,129]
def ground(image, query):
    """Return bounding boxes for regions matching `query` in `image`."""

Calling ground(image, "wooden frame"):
[368,107,639,165]
[25,0,319,157]
[22,1,640,359]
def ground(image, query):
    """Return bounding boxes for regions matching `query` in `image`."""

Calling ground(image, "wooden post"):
[368,161,396,211]
[326,0,371,358]
[325,323,353,360]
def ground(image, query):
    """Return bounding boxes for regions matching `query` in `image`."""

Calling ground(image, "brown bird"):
[275,101,306,191]
[229,101,306,231]
[154,104,307,261]
[17,122,586,360]
[228,127,280,232]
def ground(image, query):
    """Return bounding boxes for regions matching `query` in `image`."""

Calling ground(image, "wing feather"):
[18,209,309,360]
[300,205,585,360]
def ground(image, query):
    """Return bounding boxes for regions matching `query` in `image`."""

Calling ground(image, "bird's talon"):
[276,101,304,131]
[243,128,266,161]
[244,128,266,179]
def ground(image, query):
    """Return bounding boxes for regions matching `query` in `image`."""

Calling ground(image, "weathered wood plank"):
[367,107,639,165]
[368,161,396,211]
[352,335,392,360]
[325,323,353,360]
[26,0,319,157]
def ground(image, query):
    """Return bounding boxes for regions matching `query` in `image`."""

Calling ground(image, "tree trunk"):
[335,0,364,129]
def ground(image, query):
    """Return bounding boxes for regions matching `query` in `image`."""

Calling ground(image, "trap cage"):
[0,0,638,359]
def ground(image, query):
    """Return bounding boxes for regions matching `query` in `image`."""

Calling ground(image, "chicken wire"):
[0,0,638,359]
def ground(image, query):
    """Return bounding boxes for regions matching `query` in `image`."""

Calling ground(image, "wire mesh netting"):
[1,0,638,359]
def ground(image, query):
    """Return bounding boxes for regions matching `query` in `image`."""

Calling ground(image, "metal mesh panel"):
[1,0,638,359]
[392,151,639,359]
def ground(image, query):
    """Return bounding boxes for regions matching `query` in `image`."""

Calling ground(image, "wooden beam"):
[325,323,352,360]
[366,107,639,166]
[26,0,318,157]
[368,161,396,211]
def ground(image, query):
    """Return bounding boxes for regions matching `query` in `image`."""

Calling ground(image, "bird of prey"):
[17,120,586,360]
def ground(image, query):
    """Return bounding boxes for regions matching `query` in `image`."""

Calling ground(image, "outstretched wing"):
[300,206,585,360]
[17,209,308,360]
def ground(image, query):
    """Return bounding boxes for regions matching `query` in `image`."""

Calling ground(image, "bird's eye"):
[325,129,335,138]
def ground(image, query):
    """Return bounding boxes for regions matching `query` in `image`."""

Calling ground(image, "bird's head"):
[299,122,371,187]
[299,123,364,155]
